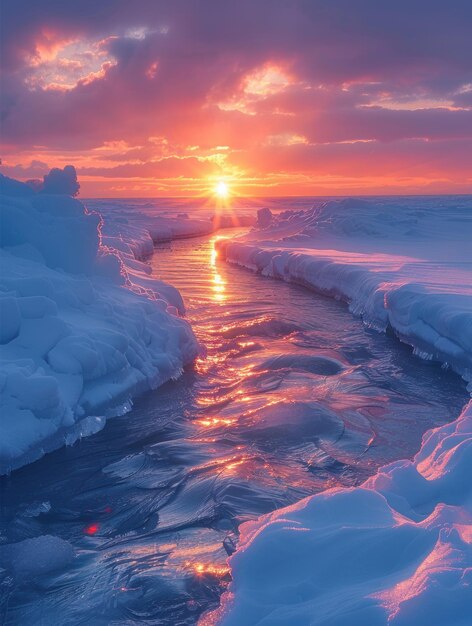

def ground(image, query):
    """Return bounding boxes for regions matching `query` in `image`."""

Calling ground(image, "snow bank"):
[93,200,256,312]
[206,400,472,626]
[216,197,472,381]
[90,198,256,252]
[0,174,200,473]
[99,216,188,314]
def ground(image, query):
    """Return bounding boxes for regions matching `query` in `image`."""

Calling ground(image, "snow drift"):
[217,197,472,382]
[0,174,200,473]
[206,400,472,626]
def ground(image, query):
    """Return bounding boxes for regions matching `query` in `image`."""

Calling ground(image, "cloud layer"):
[1,0,471,195]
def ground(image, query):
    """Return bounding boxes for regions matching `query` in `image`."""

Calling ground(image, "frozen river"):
[0,229,467,625]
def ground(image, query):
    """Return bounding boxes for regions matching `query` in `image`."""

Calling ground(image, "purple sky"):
[1,0,471,196]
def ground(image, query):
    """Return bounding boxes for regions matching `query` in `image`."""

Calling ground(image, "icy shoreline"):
[0,176,201,473]
[0,178,260,473]
[1,185,471,623]
[206,197,472,626]
[207,399,472,626]
[90,198,256,259]
[216,198,472,383]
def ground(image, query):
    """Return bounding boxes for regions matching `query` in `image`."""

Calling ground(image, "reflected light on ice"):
[185,561,230,577]
[196,417,237,427]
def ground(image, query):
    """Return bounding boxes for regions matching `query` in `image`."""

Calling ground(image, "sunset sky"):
[1,0,471,197]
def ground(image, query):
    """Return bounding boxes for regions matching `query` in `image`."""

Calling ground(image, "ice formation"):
[0,174,200,473]
[208,401,472,626]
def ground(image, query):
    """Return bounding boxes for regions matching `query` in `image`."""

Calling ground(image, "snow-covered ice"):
[206,400,472,626]
[216,197,472,382]
[0,174,200,473]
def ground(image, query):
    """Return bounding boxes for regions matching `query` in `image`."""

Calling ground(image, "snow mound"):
[216,197,472,381]
[206,401,472,626]
[0,174,200,473]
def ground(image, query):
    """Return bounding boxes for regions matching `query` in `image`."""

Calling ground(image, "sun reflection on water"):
[185,561,230,577]
[212,273,226,301]
[210,246,218,267]
[196,417,237,427]
[208,236,230,302]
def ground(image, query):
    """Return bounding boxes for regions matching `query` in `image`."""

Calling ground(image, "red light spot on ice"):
[84,523,99,535]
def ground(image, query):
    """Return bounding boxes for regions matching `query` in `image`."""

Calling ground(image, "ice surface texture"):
[0,535,75,581]
[0,175,200,473]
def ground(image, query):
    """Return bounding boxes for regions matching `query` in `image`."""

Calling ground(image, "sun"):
[215,180,229,199]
